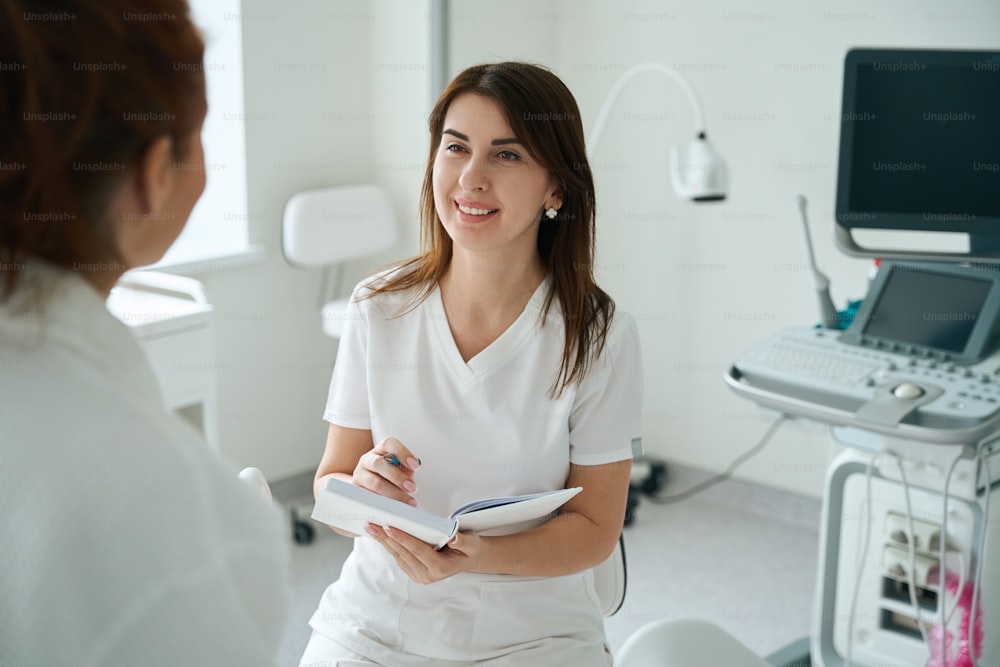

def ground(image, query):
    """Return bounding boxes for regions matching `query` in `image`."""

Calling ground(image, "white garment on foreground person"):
[0,261,290,667]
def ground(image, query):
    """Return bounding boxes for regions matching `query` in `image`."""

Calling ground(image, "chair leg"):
[291,504,316,545]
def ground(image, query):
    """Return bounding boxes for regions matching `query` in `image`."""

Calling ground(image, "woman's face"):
[432,93,561,264]
[117,120,206,268]
[149,122,206,262]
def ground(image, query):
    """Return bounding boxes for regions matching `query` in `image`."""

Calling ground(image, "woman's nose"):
[457,157,489,191]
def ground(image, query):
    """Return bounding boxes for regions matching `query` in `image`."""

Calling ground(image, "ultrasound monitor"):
[841,261,1000,364]
[835,48,1000,261]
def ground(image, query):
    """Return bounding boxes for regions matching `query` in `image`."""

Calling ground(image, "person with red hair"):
[0,2,288,665]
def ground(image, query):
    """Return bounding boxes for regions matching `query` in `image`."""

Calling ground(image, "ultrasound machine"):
[620,48,1000,667]
[739,47,1000,667]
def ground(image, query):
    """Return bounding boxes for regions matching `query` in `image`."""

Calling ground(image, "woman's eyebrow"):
[443,128,521,146]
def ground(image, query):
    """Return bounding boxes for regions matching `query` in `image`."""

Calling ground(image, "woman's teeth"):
[458,203,497,216]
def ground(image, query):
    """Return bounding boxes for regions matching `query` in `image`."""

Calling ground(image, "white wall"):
[195,0,375,480]
[446,0,1000,497]
[190,0,1000,495]
[187,0,432,481]
[369,0,433,260]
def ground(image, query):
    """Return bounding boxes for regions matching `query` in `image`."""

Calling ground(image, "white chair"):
[280,184,397,541]
[595,535,627,616]
[281,184,398,338]
[238,466,273,502]
[617,618,772,667]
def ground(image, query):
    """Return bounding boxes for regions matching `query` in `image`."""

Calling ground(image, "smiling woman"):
[432,94,560,291]
[301,62,644,666]
[371,61,612,393]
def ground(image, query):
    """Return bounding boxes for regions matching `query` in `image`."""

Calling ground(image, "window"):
[155,0,253,271]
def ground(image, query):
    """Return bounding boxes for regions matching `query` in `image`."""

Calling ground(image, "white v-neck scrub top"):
[310,273,643,666]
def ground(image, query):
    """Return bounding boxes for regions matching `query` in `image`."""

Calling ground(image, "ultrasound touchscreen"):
[862,267,991,353]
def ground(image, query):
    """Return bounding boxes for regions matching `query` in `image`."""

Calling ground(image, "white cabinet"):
[106,273,219,451]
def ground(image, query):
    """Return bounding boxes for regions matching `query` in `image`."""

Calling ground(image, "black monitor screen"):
[862,267,992,352]
[838,50,1000,235]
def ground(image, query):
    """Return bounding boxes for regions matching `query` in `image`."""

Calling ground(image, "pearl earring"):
[545,208,558,220]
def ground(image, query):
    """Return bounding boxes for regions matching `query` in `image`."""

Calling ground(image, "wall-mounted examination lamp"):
[587,62,728,202]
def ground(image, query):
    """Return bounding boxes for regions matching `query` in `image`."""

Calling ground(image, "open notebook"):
[312,477,582,549]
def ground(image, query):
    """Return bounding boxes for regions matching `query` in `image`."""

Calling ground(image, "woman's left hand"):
[365,524,483,584]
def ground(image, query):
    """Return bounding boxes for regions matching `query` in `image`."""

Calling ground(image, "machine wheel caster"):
[293,519,315,545]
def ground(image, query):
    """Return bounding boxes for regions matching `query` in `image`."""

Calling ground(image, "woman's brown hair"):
[368,61,615,396]
[0,0,206,295]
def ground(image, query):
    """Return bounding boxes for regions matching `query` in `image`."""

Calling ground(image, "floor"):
[272,464,822,665]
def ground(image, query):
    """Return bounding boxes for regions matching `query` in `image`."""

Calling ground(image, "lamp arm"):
[586,62,708,157]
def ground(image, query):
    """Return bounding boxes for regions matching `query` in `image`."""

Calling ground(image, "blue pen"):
[383,453,421,467]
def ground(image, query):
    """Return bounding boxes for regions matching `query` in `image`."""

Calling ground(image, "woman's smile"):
[455,198,500,222]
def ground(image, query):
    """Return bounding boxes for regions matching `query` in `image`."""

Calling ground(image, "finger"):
[382,526,437,583]
[364,525,399,554]
[443,531,478,558]
[376,436,421,471]
[384,526,465,583]
[378,525,433,568]
[371,525,428,579]
[384,525,433,556]
[353,467,416,505]
[361,447,418,499]
[368,450,418,498]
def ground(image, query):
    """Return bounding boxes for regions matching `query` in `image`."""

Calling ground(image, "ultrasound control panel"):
[727,262,1000,444]
[729,327,1000,443]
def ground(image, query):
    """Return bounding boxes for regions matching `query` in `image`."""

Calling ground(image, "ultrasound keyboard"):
[743,343,884,389]
[727,327,1000,444]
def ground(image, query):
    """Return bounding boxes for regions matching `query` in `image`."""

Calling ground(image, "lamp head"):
[670,133,727,202]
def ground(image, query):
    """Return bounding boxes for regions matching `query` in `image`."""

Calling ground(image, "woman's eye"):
[497,150,521,161]
[444,143,466,153]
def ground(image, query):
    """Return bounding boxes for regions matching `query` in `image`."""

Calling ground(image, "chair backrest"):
[617,618,772,667]
[238,467,273,502]
[593,534,627,616]
[281,184,398,268]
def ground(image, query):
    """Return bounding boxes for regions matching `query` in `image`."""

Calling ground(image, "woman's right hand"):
[351,436,421,506]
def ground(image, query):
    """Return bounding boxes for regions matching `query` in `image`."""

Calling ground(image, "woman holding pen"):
[302,61,643,666]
